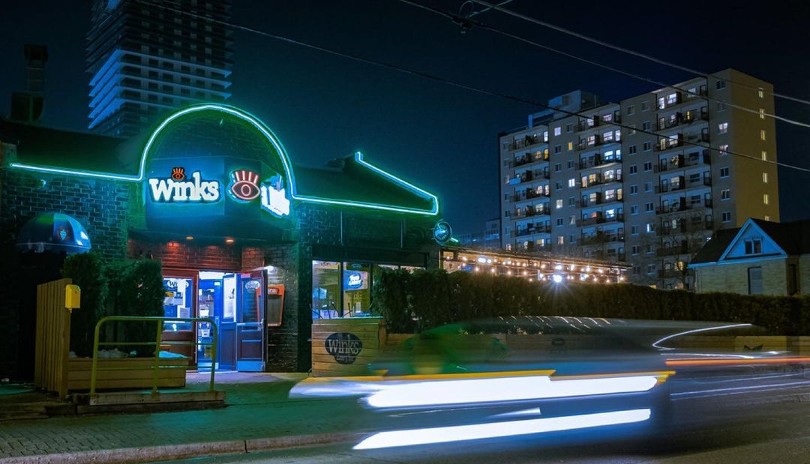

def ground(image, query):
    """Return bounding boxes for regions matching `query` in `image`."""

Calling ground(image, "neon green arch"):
[139,104,297,193]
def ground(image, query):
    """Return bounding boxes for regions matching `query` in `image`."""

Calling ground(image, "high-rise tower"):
[86,0,232,137]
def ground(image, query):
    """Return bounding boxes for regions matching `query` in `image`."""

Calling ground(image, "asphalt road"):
[163,391,810,464]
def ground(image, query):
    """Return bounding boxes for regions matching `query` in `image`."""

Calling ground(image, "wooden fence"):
[34,278,72,399]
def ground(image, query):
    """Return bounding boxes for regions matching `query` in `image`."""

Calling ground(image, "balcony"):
[656,244,689,257]
[507,134,546,151]
[512,206,551,218]
[658,269,684,279]
[657,107,709,131]
[582,174,623,189]
[659,219,714,236]
[580,233,624,246]
[577,213,624,226]
[514,224,551,237]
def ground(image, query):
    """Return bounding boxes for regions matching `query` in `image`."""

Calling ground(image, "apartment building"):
[86,0,233,137]
[499,69,779,289]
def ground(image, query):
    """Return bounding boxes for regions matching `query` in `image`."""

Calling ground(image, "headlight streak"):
[671,379,810,400]
[352,408,652,450]
[665,356,810,367]
[651,323,753,350]
[363,374,661,409]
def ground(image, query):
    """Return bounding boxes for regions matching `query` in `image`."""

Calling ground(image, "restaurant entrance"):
[162,270,268,372]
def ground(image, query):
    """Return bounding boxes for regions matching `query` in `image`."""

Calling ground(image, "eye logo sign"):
[171,167,185,181]
[230,170,261,201]
[325,333,363,364]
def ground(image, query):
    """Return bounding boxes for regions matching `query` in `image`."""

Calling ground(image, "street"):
[164,393,810,463]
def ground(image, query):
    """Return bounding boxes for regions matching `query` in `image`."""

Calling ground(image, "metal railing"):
[90,316,217,395]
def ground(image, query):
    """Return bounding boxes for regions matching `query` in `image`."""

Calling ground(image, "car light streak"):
[666,356,810,367]
[364,374,662,409]
[671,379,810,400]
[353,408,651,449]
[651,323,752,350]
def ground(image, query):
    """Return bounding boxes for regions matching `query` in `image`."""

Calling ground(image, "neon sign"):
[260,174,290,217]
[148,168,220,202]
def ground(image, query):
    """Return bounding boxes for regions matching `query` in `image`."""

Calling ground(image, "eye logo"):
[229,170,261,201]
[171,167,185,181]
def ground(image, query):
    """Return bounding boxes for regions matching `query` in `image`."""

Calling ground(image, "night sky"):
[1,1,808,234]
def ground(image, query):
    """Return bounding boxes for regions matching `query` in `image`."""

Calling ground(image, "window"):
[631,225,639,235]
[645,202,654,212]
[744,238,763,254]
[628,145,637,154]
[717,102,726,112]
[556,199,563,209]
[568,142,574,151]
[629,165,638,174]
[631,205,638,215]
[718,122,728,134]
[761,151,768,161]
[556,218,564,226]
[722,212,732,222]
[566,123,573,133]
[721,189,731,200]
[643,161,653,172]
[647,264,656,274]
[643,141,652,151]
[554,127,562,136]
[716,80,726,90]
[569,215,576,225]
[758,88,764,98]
[626,105,635,115]
[760,130,767,141]
[748,267,763,295]
[762,172,768,183]
[568,178,576,188]
[720,167,730,178]
[644,182,652,192]
[557,236,565,245]
[568,197,576,206]
[554,145,562,154]
[641,101,649,111]
[719,144,729,155]
[555,163,562,171]
[567,160,575,169]
[759,108,765,119]
[632,245,640,255]
[645,223,655,233]
[642,121,651,131]
[630,185,638,194]
[763,193,769,205]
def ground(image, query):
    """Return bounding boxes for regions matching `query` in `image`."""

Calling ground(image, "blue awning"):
[16,212,91,254]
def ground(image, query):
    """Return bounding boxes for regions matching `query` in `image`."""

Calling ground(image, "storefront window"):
[312,261,341,319]
[163,277,193,331]
[343,262,371,317]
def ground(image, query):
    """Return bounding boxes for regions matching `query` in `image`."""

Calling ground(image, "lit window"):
[557,236,565,245]
[763,193,769,205]
[569,215,576,225]
[760,130,766,141]
[556,199,563,209]
[645,223,654,233]
[568,141,574,151]
[758,88,764,98]
[719,144,729,155]
[762,172,768,183]
[718,122,728,134]
[761,151,768,161]
[554,127,562,136]
[759,108,765,119]
[568,178,576,188]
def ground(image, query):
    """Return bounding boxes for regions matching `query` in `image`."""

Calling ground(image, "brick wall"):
[0,170,130,380]
[696,259,789,295]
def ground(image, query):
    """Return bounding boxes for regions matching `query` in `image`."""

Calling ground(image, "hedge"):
[370,268,809,335]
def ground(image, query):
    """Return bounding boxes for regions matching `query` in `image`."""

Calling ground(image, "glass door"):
[197,271,237,371]
[161,272,197,362]
[236,271,265,371]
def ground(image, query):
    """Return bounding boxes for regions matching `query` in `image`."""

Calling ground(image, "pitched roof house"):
[690,218,810,295]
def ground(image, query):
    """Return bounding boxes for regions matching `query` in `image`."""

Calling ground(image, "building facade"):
[87,0,233,137]
[499,69,779,289]
[690,218,809,296]
[0,104,439,380]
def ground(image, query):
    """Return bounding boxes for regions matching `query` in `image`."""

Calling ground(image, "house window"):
[646,223,654,233]
[556,199,563,209]
[632,245,640,255]
[644,182,652,192]
[626,105,635,115]
[566,123,573,133]
[717,102,726,112]
[748,267,763,295]
[761,151,768,161]
[719,144,729,155]
[720,167,730,178]
[631,205,638,215]
[762,172,768,183]
[722,212,732,222]
[557,236,565,245]
[760,130,767,141]
[759,108,765,119]
[644,161,653,172]
[643,141,652,151]
[555,163,562,171]
[569,215,576,225]
[721,189,731,200]
[568,141,574,151]
[631,225,639,235]
[568,178,576,188]
[758,88,764,98]
[716,80,726,90]
[645,202,654,212]
[642,121,651,131]
[718,122,728,134]
[641,101,649,111]
[764,193,769,205]
[554,127,562,136]
[556,218,564,226]
[647,264,656,274]
[554,145,562,154]
[628,145,637,154]
[744,238,762,254]
[629,165,638,174]
[630,185,638,194]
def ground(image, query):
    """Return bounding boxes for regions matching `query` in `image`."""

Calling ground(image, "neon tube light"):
[353,408,651,450]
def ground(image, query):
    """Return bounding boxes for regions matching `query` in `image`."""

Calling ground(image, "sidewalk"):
[0,372,371,464]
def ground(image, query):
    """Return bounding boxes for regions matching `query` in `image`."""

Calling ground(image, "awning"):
[16,212,92,254]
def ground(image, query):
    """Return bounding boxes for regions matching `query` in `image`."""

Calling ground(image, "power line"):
[470,0,810,107]
[400,0,810,130]
[134,0,810,175]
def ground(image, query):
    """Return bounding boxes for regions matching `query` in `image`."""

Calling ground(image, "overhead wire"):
[470,0,810,107]
[134,0,810,174]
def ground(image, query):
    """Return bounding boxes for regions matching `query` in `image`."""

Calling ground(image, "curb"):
[0,432,369,464]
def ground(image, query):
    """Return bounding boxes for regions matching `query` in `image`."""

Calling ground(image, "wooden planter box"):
[312,317,385,377]
[67,357,189,391]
